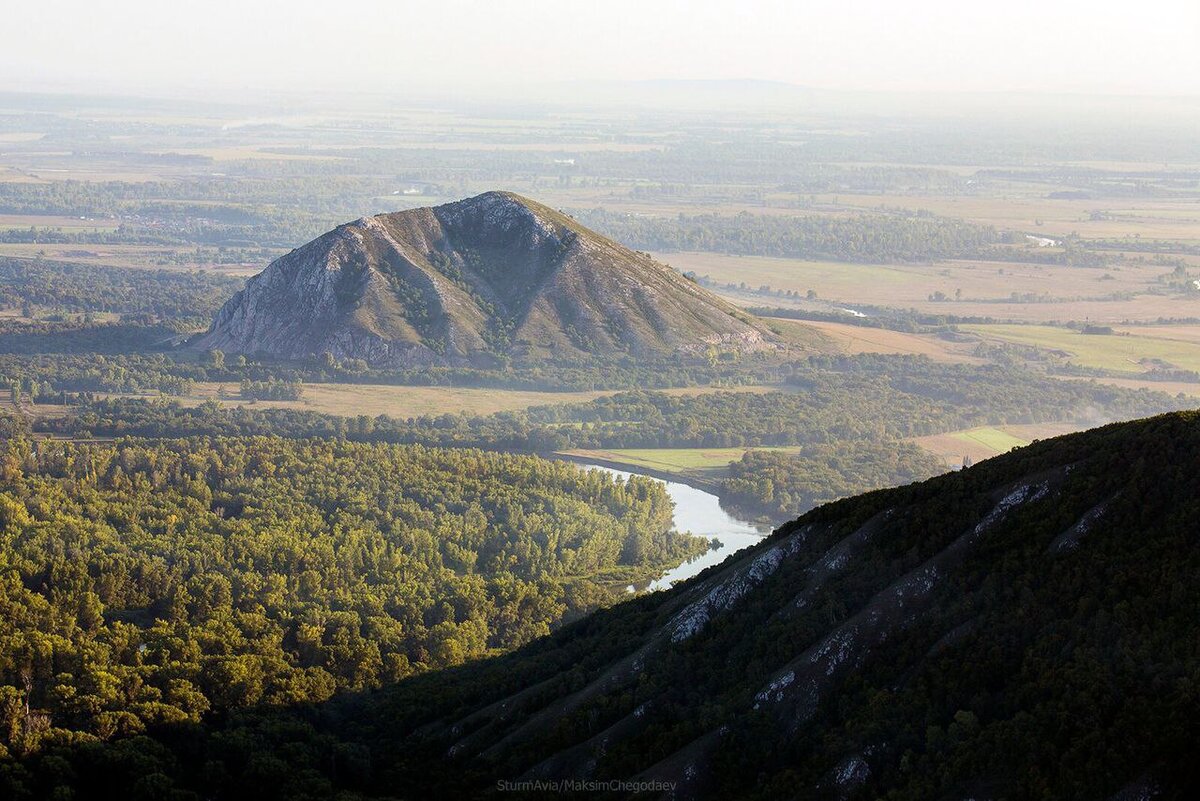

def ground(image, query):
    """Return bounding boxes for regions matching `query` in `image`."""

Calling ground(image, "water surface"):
[583,464,769,592]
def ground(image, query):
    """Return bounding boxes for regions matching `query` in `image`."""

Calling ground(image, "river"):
[582,464,771,592]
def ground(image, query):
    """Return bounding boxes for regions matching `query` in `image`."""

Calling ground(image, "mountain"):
[192,192,775,366]
[329,412,1200,799]
[27,411,1198,799]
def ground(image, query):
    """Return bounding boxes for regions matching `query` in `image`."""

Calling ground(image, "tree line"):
[721,439,946,518]
[574,208,1002,263]
[42,357,1186,453]
[0,257,240,326]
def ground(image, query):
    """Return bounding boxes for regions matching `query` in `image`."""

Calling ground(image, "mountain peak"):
[193,193,776,367]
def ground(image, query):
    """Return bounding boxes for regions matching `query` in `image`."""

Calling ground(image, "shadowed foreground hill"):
[339,412,1200,800]
[9,412,1200,799]
[192,191,775,367]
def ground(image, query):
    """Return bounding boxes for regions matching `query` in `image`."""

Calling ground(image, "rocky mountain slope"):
[191,192,775,366]
[331,412,1200,800]
[15,412,1200,799]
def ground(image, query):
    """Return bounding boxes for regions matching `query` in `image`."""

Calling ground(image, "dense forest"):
[721,440,945,518]
[0,258,240,327]
[32,361,1186,534]
[0,432,705,765]
[0,354,201,397]
[38,358,1187,452]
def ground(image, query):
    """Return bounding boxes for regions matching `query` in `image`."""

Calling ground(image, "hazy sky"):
[5,0,1199,98]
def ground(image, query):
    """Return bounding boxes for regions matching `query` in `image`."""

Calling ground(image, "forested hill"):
[0,435,706,790]
[318,412,1200,800]
[6,411,1200,798]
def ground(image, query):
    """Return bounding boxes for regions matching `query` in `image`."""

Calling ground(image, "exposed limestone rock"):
[192,191,777,366]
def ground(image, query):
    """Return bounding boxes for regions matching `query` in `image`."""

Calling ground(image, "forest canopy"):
[721,439,946,518]
[0,434,703,759]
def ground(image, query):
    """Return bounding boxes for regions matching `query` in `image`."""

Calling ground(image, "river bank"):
[578,462,773,592]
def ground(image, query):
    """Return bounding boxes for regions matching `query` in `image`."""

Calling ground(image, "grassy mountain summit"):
[192,191,776,367]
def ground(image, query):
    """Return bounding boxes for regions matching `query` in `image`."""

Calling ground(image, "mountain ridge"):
[327,410,1200,799]
[6,411,1200,799]
[192,191,776,366]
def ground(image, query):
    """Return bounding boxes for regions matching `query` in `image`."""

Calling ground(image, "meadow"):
[965,324,1200,374]
[95,382,778,419]
[912,422,1081,468]
[134,383,619,416]
[556,446,803,484]
[664,251,1189,324]
[771,318,979,362]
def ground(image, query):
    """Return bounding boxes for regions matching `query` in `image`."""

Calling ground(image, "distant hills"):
[193,191,776,366]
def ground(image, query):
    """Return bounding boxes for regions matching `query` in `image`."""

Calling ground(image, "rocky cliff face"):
[192,192,775,366]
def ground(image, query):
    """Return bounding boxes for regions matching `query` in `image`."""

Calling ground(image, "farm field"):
[101,382,780,418]
[532,188,1200,246]
[1111,324,1200,345]
[661,251,1187,323]
[659,252,920,302]
[0,214,119,232]
[912,422,1080,468]
[4,96,1198,334]
[952,426,1029,452]
[0,244,269,275]
[774,319,980,362]
[158,383,618,416]
[556,446,803,483]
[1054,375,1200,398]
[965,324,1200,374]
[811,193,1200,242]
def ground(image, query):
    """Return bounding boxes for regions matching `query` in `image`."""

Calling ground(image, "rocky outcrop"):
[191,191,776,366]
